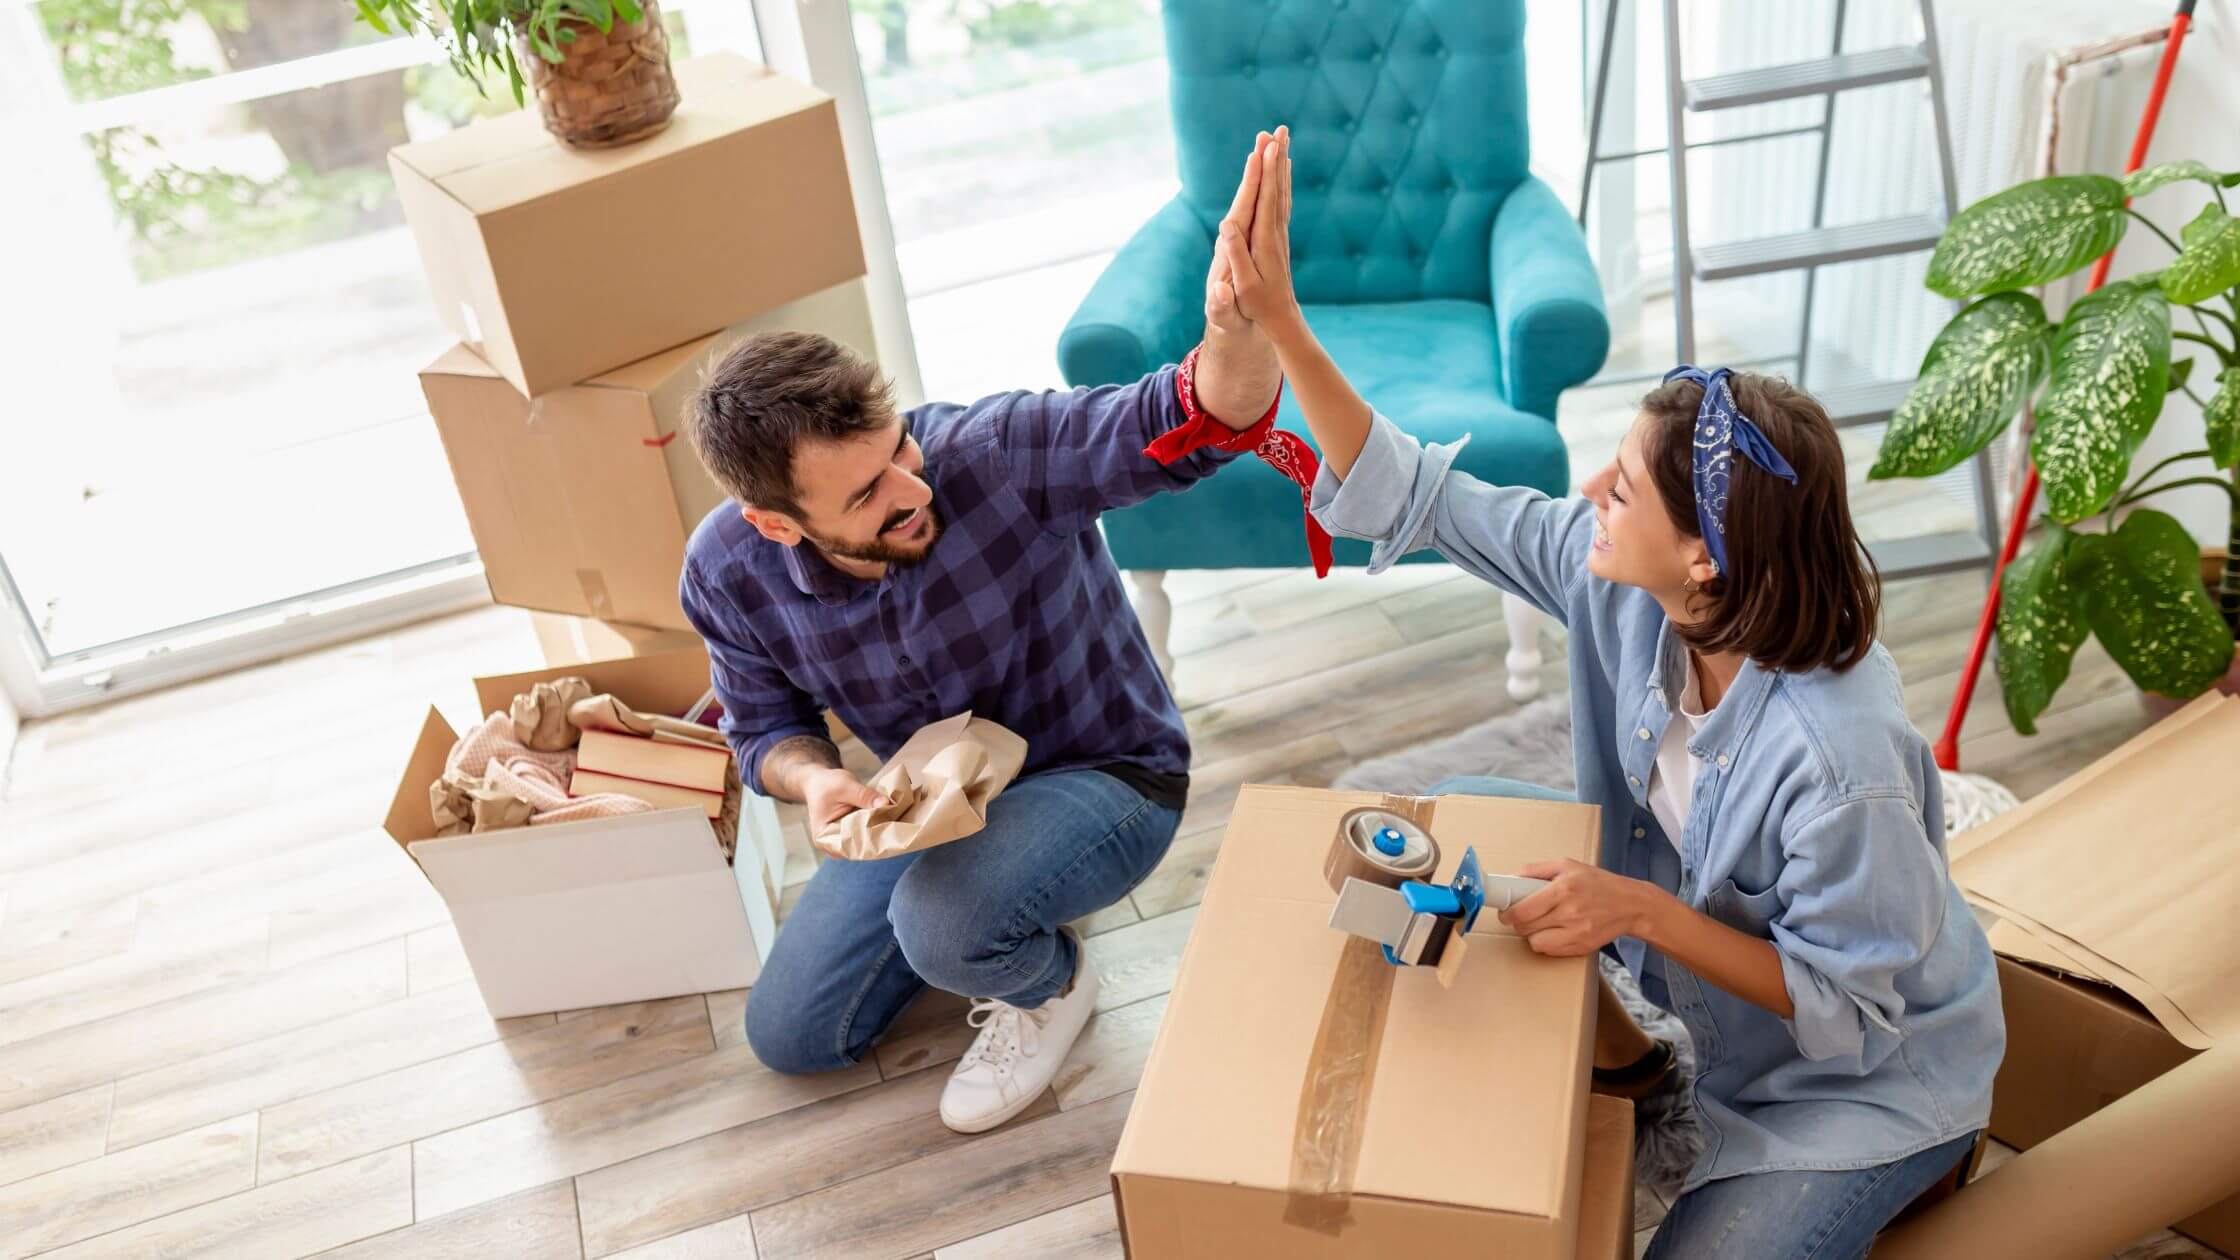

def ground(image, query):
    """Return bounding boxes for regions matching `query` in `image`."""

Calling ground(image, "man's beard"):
[806,504,942,568]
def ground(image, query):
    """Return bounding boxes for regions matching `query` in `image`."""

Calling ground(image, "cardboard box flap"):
[407,807,727,904]
[472,646,713,724]
[386,706,461,849]
[1115,785,1597,1218]
[1952,693,2240,1049]
[392,55,827,211]
[424,344,504,381]
[589,329,723,394]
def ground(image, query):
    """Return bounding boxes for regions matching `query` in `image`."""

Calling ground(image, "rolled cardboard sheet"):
[1873,1042,2240,1260]
[1325,807,1440,894]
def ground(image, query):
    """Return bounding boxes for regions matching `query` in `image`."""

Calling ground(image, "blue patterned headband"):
[1663,366,1798,579]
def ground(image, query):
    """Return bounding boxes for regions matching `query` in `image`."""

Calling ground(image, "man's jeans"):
[743,768,1181,1075]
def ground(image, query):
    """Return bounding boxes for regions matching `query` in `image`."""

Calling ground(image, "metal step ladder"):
[1577,0,2001,583]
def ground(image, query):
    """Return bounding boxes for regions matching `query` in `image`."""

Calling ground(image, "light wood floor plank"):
[0,1113,256,1259]
[0,917,268,1049]
[0,898,139,988]
[603,1212,759,1260]
[1052,994,1167,1111]
[257,993,711,1184]
[570,1064,1039,1259]
[40,1145,412,1259]
[747,1091,1132,1260]
[0,1082,111,1188]
[934,1193,1122,1260]
[0,937,406,1115]
[110,980,552,1151]
[319,1180,583,1260]
[411,1041,879,1223]
[1169,605,1406,710]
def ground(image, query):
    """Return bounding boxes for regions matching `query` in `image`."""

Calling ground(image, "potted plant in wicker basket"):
[353,0,679,147]
[1872,158,2240,734]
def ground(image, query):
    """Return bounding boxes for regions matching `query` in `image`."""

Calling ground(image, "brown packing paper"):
[1950,693,2240,1050]
[1112,786,1600,1259]
[812,713,1028,861]
[1873,1041,2240,1260]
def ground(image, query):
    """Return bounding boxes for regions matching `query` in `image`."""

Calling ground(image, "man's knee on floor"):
[742,983,836,1076]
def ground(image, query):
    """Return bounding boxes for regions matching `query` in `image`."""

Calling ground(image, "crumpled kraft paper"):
[813,712,1028,861]
[568,693,728,750]
[510,676,593,751]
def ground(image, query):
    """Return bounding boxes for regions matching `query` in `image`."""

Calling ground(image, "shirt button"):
[900,655,912,664]
[1717,754,1731,768]
[1634,826,1647,839]
[1628,775,1642,788]
[1636,728,1651,740]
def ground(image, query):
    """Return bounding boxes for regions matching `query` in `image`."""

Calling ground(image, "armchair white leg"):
[1130,570,1176,680]
[1501,592,1545,702]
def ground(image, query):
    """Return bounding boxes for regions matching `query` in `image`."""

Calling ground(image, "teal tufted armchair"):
[1060,0,1609,700]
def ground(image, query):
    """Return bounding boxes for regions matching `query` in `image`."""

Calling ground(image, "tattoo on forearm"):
[761,734,841,801]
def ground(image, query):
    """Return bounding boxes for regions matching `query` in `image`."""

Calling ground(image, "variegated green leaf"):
[2161,204,2240,305]
[2123,160,2226,198]
[1996,527,2094,736]
[2032,278,2171,521]
[2209,368,2240,469]
[1871,293,2054,480]
[1926,175,2128,298]
[2075,508,2236,698]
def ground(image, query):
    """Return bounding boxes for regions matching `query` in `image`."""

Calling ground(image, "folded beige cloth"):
[813,712,1028,861]
[510,676,593,751]
[568,693,727,749]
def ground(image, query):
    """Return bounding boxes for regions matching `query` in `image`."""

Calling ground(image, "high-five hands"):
[1216,125,1303,342]
[1204,130,1272,335]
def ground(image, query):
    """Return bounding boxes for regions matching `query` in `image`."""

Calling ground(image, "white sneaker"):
[938,934,1101,1134]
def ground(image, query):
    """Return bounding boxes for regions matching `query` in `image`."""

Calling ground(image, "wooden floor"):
[0,553,2221,1259]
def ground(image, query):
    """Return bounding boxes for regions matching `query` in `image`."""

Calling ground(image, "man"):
[680,134,1290,1133]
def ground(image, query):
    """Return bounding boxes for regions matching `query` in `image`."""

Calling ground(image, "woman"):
[1217,129,2004,1258]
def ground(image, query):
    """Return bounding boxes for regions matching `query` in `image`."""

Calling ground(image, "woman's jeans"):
[743,767,1180,1075]
[1431,775,1979,1259]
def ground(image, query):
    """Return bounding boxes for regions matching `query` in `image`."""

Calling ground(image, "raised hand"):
[1205,130,1272,335]
[1219,125,1301,340]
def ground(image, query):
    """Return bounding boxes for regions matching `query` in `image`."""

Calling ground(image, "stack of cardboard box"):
[394,51,875,650]
[379,53,868,1016]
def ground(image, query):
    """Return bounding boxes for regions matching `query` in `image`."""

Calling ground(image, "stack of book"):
[569,729,732,817]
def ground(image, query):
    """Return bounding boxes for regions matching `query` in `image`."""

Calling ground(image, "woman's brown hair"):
[1637,372,1881,673]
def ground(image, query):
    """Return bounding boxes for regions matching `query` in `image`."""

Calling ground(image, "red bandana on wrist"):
[1143,345,1334,578]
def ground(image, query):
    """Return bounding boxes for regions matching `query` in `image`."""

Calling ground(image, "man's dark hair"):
[687,331,895,518]
[1638,371,1883,674]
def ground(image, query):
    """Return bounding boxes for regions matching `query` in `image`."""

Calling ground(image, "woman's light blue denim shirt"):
[1309,413,2003,1189]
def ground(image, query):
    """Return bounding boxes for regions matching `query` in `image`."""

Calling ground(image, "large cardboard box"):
[1950,693,2240,1253]
[1113,786,1601,1258]
[381,647,786,1018]
[530,611,703,667]
[1990,956,2240,1253]
[390,52,865,398]
[423,277,879,629]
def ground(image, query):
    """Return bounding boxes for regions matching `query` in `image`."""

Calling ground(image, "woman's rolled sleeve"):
[1770,794,1943,1066]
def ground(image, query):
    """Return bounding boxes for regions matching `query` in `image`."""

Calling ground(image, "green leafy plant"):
[1872,160,2240,734]
[352,0,648,104]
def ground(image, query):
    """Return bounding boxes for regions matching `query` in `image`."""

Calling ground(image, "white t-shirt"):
[1646,655,1713,853]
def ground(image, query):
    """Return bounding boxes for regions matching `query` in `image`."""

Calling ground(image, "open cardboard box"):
[390,52,865,398]
[382,646,785,1018]
[1113,785,1602,1258]
[1949,693,2240,1251]
[530,612,702,668]
[421,277,879,629]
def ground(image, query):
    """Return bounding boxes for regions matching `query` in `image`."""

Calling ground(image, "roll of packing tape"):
[1325,808,1440,895]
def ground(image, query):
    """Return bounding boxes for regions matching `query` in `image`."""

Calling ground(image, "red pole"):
[1934,0,2195,773]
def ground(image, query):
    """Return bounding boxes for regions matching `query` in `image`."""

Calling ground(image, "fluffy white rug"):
[1333,694,1704,1206]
